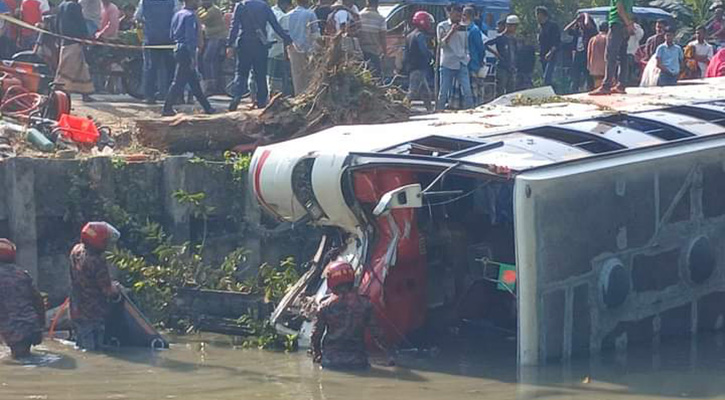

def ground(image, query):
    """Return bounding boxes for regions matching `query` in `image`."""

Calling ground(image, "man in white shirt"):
[267,0,293,96]
[436,4,472,110]
[687,26,714,78]
[287,0,319,93]
[331,0,358,33]
[626,21,644,84]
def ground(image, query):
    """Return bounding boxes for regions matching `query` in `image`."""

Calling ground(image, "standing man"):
[625,19,643,84]
[79,0,101,35]
[655,27,683,87]
[162,0,215,115]
[19,0,42,49]
[95,0,120,39]
[69,222,122,351]
[267,0,292,96]
[686,26,713,79]
[564,13,597,92]
[587,22,608,89]
[198,0,228,95]
[314,0,333,33]
[136,0,177,104]
[589,0,634,95]
[118,4,136,31]
[227,0,292,110]
[535,6,559,88]
[0,239,44,360]
[436,4,472,111]
[643,19,667,63]
[55,0,95,101]
[310,262,390,370]
[485,15,518,96]
[287,0,320,94]
[464,6,486,105]
[358,0,386,78]
[405,10,434,111]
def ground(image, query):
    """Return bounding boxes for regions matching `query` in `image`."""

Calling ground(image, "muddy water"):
[2,330,725,400]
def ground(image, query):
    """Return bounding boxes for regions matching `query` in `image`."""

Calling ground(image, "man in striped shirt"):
[358,0,386,77]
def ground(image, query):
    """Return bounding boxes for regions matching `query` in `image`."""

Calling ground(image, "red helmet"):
[326,261,355,291]
[0,238,16,263]
[81,222,120,251]
[411,11,434,32]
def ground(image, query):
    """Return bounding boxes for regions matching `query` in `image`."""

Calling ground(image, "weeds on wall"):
[62,156,301,350]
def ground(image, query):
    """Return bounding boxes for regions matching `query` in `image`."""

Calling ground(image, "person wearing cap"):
[0,239,45,360]
[405,10,435,111]
[485,14,519,96]
[535,6,560,88]
[589,0,635,95]
[69,222,123,351]
[655,27,683,86]
[310,261,389,370]
[436,4,472,110]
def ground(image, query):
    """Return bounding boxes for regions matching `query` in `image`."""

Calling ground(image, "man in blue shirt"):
[465,6,486,105]
[161,0,215,116]
[655,28,684,86]
[287,0,319,94]
[227,0,293,110]
[136,0,177,104]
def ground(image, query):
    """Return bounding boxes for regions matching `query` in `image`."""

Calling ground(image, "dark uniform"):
[310,292,382,370]
[0,263,44,358]
[69,243,117,351]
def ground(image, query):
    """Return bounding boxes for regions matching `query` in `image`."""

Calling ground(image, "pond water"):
[2,329,725,400]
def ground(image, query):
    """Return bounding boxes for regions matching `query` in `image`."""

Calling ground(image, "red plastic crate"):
[58,114,99,144]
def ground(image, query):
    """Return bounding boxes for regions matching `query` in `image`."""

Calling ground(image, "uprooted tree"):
[135,35,411,153]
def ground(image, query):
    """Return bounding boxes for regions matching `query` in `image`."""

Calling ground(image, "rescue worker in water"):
[310,261,391,369]
[69,222,123,351]
[0,239,45,359]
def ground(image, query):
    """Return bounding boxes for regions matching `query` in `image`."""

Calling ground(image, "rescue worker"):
[69,222,122,351]
[0,239,45,359]
[310,261,390,370]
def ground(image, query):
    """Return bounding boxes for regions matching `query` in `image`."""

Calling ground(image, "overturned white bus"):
[249,81,725,365]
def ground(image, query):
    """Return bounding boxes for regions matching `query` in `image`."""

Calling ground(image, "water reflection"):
[0,331,723,400]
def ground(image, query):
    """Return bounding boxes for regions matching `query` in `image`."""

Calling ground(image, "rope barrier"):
[0,14,175,50]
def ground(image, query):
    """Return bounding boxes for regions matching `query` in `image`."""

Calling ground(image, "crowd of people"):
[1,0,725,115]
[420,2,725,110]
[0,0,380,114]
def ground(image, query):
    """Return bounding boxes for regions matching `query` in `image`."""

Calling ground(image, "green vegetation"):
[237,315,299,352]
[62,156,302,351]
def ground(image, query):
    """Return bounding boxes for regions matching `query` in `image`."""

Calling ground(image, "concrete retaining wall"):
[0,155,320,307]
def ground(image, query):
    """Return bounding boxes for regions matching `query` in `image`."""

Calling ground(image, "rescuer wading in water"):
[0,239,45,359]
[69,221,123,351]
[310,261,392,369]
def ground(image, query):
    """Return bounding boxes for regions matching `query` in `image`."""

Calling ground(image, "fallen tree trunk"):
[135,110,265,153]
[134,35,410,154]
